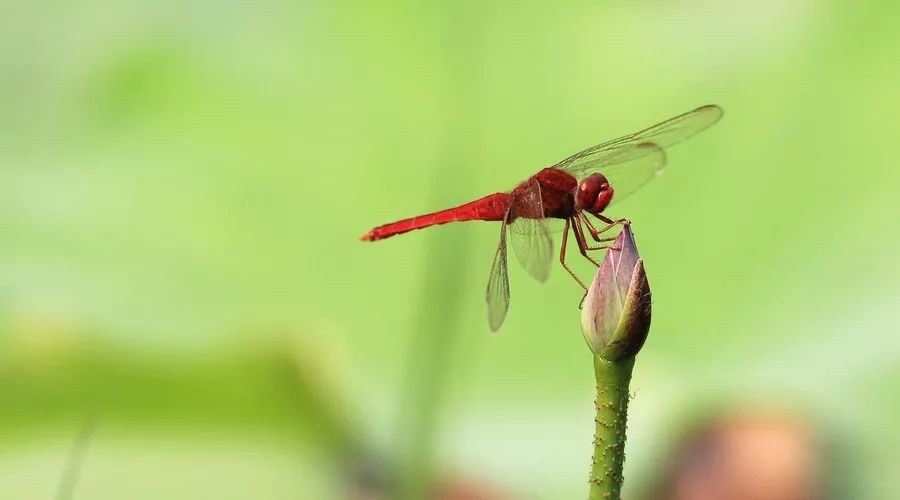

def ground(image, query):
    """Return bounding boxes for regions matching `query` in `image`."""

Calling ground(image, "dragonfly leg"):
[579,213,619,244]
[581,212,629,240]
[559,218,588,292]
[595,213,630,226]
[572,220,604,265]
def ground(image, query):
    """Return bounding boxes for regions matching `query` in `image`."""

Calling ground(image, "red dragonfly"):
[361,105,723,331]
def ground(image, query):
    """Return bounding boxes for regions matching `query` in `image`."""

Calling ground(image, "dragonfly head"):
[575,173,614,214]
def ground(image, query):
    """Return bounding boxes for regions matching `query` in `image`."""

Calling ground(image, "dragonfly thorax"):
[575,173,614,214]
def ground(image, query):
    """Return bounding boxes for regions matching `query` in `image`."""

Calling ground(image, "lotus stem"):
[589,356,634,499]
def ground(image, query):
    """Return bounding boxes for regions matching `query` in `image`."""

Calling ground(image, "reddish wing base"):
[520,168,579,219]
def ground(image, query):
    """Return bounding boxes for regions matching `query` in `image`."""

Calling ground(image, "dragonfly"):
[361,105,723,331]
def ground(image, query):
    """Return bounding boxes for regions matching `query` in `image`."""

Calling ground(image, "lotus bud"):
[580,224,651,361]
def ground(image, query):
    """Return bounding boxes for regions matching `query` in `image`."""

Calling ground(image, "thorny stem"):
[589,355,634,500]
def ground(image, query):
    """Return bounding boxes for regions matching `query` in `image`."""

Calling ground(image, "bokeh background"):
[1,0,898,498]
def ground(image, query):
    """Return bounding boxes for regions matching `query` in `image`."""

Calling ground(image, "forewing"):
[507,180,553,282]
[486,218,511,332]
[556,104,722,181]
[597,143,666,207]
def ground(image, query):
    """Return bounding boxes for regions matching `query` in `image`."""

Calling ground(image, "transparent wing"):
[507,179,553,282]
[486,217,510,332]
[591,142,666,207]
[555,105,722,203]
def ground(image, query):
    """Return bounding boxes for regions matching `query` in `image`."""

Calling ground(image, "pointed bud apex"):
[581,224,651,361]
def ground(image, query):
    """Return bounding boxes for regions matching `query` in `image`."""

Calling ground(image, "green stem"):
[589,355,635,500]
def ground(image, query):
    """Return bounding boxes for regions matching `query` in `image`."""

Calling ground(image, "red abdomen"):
[360,192,511,241]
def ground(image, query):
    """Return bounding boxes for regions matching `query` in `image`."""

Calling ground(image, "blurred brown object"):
[648,411,824,500]
[347,455,510,500]
[432,476,510,500]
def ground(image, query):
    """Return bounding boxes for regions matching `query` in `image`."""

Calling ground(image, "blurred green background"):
[1,0,898,498]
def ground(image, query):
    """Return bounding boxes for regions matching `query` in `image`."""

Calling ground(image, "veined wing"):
[486,219,511,332]
[485,178,554,331]
[507,179,553,283]
[556,105,722,205]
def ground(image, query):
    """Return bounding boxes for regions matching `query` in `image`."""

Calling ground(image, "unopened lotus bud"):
[580,224,651,361]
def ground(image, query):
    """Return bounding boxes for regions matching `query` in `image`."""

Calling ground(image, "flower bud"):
[580,224,651,360]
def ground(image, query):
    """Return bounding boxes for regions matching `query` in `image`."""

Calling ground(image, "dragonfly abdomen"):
[360,192,511,241]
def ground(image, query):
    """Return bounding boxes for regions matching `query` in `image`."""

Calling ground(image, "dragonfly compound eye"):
[575,173,614,214]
